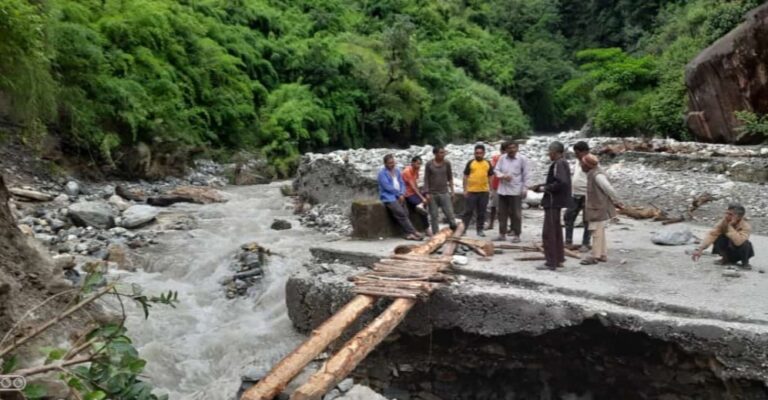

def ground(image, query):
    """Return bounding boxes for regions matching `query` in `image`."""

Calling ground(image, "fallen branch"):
[0,285,114,359]
[662,217,685,225]
[514,255,547,261]
[15,355,92,377]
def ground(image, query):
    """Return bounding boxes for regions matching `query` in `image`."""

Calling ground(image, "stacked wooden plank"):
[349,254,453,299]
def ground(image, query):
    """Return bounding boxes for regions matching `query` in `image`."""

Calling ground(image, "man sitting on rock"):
[402,156,430,234]
[692,203,754,268]
[378,154,422,241]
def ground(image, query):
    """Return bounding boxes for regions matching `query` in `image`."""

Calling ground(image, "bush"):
[734,111,768,141]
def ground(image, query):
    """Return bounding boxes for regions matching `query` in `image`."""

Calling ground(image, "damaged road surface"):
[286,215,768,399]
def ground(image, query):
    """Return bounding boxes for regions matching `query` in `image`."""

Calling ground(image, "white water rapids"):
[117,183,327,399]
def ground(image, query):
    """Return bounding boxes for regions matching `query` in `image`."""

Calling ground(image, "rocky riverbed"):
[295,131,768,235]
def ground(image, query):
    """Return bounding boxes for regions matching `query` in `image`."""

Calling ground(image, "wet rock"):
[65,181,80,197]
[337,378,354,393]
[122,205,160,228]
[47,277,74,294]
[271,219,293,230]
[324,389,342,400]
[68,201,115,229]
[53,254,76,270]
[109,194,131,211]
[337,385,388,400]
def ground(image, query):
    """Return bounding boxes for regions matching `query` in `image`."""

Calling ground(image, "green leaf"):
[1,355,18,373]
[44,347,67,362]
[84,390,107,400]
[22,383,47,399]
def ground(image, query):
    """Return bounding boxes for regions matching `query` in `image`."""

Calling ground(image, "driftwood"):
[514,255,547,261]
[388,254,451,263]
[288,223,466,400]
[662,217,685,225]
[241,226,457,400]
[450,237,494,257]
[8,188,53,202]
[115,185,145,202]
[619,205,663,220]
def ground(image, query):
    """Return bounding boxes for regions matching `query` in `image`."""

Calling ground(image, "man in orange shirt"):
[485,143,504,231]
[402,156,430,234]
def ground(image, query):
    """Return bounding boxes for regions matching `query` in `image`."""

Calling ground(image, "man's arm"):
[544,160,569,193]
[377,170,396,197]
[447,162,454,194]
[697,218,728,251]
[423,163,431,194]
[594,174,621,205]
[487,160,494,189]
[463,161,471,195]
[725,221,751,246]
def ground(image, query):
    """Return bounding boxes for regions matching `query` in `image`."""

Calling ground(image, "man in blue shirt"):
[378,154,422,241]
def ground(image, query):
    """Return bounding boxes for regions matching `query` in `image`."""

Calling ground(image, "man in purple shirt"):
[493,141,530,243]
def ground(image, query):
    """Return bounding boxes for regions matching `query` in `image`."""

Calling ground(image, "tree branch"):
[14,355,92,377]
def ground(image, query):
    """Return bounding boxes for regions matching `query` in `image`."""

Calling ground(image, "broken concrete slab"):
[286,209,768,384]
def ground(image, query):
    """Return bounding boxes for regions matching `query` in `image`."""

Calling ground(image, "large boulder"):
[121,205,160,228]
[68,201,115,229]
[685,4,768,144]
[350,198,463,238]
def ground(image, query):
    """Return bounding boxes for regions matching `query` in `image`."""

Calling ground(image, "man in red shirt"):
[485,143,505,231]
[402,156,430,234]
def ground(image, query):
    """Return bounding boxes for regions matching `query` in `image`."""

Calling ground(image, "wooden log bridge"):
[242,223,468,400]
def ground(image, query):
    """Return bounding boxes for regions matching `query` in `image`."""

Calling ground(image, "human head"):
[383,154,396,170]
[573,141,590,160]
[504,142,518,157]
[433,145,447,161]
[474,144,486,161]
[499,142,507,152]
[726,203,746,223]
[580,154,599,172]
[410,155,422,170]
[548,141,565,161]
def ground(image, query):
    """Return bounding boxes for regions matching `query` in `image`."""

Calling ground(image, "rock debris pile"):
[4,159,230,286]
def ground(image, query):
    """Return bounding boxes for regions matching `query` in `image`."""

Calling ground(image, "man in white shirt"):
[564,141,592,252]
[492,142,530,243]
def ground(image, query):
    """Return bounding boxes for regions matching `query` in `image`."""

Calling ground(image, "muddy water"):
[120,183,326,399]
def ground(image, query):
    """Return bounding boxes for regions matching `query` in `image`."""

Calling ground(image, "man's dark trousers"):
[564,195,591,246]
[462,192,489,232]
[713,235,754,265]
[543,208,565,268]
[385,201,416,235]
[498,195,522,236]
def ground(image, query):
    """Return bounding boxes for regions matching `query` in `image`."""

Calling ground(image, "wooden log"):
[662,217,685,225]
[563,248,581,259]
[352,288,421,299]
[388,254,451,263]
[290,223,465,400]
[240,295,376,400]
[450,237,494,257]
[9,188,53,202]
[515,255,547,261]
[376,259,449,269]
[242,225,457,400]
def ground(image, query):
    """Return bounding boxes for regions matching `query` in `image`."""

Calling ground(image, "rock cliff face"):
[685,4,768,144]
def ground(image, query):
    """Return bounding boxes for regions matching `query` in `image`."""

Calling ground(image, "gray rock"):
[323,389,341,400]
[68,201,115,229]
[53,254,76,270]
[337,385,388,400]
[109,194,131,211]
[337,378,354,393]
[65,181,80,197]
[271,219,293,230]
[651,229,694,246]
[122,205,160,228]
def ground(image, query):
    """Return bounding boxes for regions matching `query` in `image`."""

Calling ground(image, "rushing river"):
[120,183,326,399]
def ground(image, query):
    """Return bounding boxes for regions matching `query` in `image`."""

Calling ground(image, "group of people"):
[378,140,755,271]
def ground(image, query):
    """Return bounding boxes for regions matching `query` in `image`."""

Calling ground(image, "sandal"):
[580,257,599,265]
[597,257,608,263]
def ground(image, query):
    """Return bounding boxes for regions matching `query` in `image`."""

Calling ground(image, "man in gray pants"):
[424,145,457,234]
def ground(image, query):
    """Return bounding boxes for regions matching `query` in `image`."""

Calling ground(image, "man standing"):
[493,141,530,243]
[378,154,422,241]
[564,141,592,252]
[424,145,457,234]
[402,156,430,234]
[578,154,624,265]
[485,143,505,231]
[462,144,494,237]
[692,203,754,268]
[531,141,571,271]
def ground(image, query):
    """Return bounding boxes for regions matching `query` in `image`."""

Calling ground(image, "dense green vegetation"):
[0,0,762,175]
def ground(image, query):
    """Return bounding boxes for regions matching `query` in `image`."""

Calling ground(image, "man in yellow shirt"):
[692,203,754,269]
[462,144,494,237]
